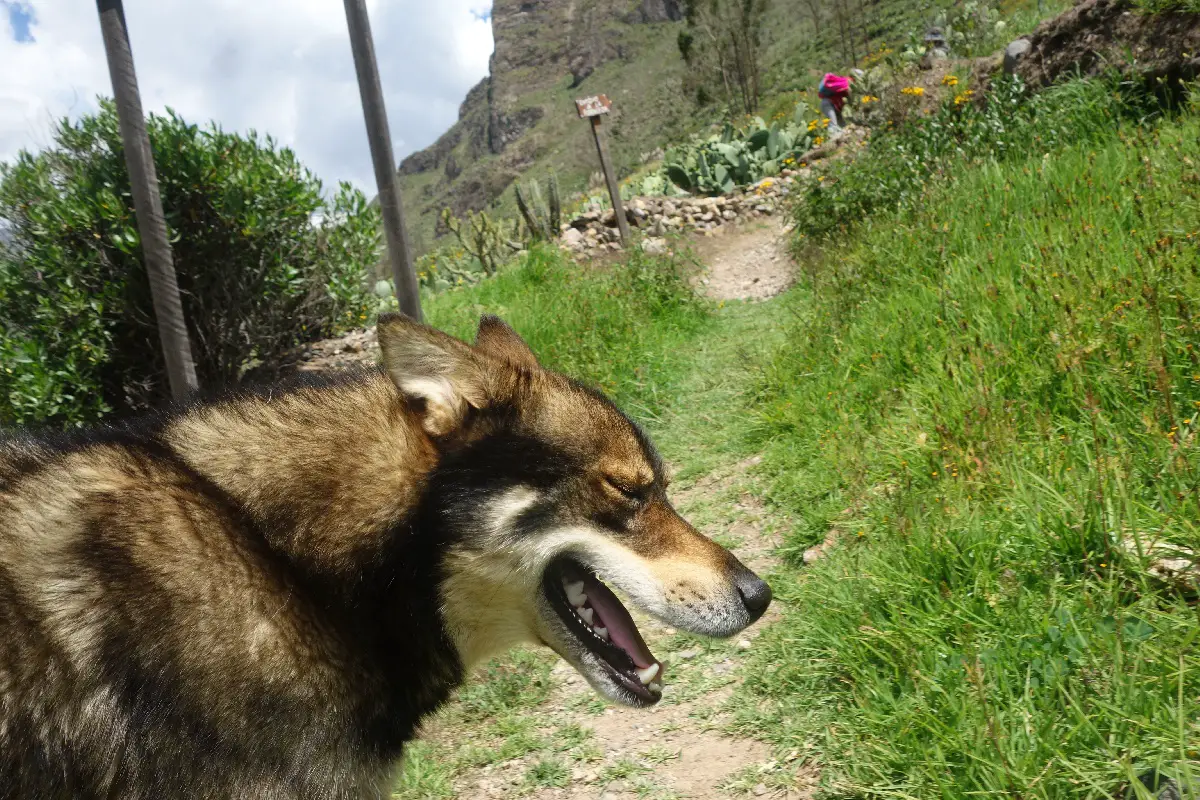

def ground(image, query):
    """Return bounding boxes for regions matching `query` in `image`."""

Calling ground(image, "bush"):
[0,100,380,427]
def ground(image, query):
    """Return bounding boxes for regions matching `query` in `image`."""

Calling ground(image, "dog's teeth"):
[564,581,586,607]
[594,626,609,641]
[577,607,594,625]
[649,681,663,693]
[636,663,660,685]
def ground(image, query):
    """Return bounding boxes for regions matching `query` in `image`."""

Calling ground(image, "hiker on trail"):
[818,73,852,136]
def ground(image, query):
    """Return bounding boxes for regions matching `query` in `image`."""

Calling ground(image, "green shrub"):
[0,100,379,427]
[792,74,1163,242]
[1134,0,1200,11]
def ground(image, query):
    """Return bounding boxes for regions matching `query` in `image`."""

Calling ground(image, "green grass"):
[425,243,712,420]
[735,92,1200,797]
[393,741,455,799]
[791,73,1166,244]
[524,757,570,789]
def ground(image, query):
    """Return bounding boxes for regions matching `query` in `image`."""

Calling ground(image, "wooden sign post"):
[576,95,630,247]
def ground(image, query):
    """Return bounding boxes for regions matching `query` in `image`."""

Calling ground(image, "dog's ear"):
[377,313,487,437]
[474,315,539,370]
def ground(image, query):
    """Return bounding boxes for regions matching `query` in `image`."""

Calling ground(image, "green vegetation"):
[437,208,518,285]
[1134,0,1200,12]
[398,0,1069,258]
[426,243,711,417]
[792,73,1163,241]
[662,110,821,195]
[0,101,378,427]
[513,176,563,243]
[735,80,1200,796]
[399,72,1200,799]
[524,757,570,789]
[678,0,771,113]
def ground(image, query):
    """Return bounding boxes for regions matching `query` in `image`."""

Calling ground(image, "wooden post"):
[343,0,423,321]
[96,0,199,401]
[577,95,630,247]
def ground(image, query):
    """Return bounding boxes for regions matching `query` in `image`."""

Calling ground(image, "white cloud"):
[0,0,493,191]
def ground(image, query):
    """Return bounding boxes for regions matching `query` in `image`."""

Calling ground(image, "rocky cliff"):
[398,0,686,254]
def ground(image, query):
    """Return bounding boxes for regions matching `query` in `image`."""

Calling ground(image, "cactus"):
[441,207,512,277]
[514,177,563,242]
[661,112,821,195]
[547,175,562,235]
[514,183,547,241]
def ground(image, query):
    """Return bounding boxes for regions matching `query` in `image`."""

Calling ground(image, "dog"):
[0,314,771,798]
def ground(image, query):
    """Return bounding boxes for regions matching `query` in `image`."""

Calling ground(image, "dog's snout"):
[734,568,772,622]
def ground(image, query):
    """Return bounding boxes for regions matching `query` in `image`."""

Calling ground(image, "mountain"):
[397,0,691,254]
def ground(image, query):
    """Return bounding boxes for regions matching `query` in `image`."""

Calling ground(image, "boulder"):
[561,228,584,248]
[643,237,668,255]
[1003,38,1032,74]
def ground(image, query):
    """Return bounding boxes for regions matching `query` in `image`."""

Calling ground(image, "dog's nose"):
[735,569,772,623]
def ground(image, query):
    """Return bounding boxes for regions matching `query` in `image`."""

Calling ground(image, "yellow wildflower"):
[941,74,959,87]
[901,86,925,97]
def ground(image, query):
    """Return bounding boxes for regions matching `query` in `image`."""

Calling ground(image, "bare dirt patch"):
[691,223,794,302]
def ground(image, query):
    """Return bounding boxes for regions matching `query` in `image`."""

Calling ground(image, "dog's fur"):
[0,315,769,798]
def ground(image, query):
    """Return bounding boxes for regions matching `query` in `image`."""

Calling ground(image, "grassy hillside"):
[425,242,712,420]
[736,80,1200,796]
[401,20,698,255]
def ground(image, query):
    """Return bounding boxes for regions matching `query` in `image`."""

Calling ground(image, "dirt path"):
[692,221,794,302]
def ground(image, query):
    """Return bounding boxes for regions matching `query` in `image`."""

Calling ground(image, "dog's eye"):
[604,477,648,502]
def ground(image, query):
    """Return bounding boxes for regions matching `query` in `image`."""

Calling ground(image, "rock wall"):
[560,171,803,258]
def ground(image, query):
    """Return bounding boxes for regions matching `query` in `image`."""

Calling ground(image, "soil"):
[1014,0,1200,88]
[691,221,795,302]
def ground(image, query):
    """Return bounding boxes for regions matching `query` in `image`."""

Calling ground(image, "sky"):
[0,0,494,191]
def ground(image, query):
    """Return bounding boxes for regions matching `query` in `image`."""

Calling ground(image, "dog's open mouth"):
[542,557,664,703]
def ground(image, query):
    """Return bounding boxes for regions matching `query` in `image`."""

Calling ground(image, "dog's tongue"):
[582,573,657,669]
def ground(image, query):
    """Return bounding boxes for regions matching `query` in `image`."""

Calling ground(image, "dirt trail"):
[692,221,794,302]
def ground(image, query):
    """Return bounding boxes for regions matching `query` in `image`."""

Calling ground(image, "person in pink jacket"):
[818,73,852,135]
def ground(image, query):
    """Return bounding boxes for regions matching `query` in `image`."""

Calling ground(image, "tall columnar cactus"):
[547,175,562,235]
[514,177,562,242]
[514,183,545,241]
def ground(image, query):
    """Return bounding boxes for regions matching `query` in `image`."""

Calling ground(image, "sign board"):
[575,94,612,119]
